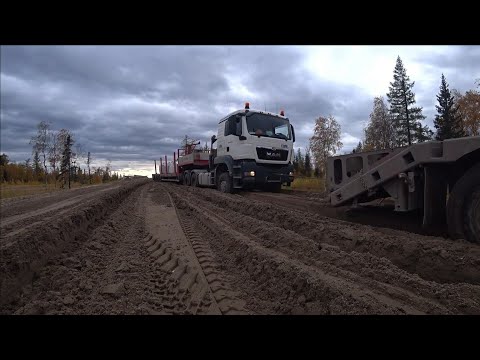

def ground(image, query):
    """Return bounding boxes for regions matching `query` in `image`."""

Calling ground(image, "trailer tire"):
[185,171,191,186]
[218,172,233,193]
[192,172,199,187]
[465,187,480,243]
[447,162,480,243]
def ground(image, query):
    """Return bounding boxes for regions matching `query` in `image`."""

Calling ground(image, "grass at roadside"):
[283,177,325,192]
[0,182,86,200]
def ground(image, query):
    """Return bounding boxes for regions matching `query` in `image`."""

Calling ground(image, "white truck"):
[153,102,296,193]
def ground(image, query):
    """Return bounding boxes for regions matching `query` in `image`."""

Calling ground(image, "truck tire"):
[218,172,233,193]
[192,172,199,187]
[447,162,480,243]
[185,171,191,186]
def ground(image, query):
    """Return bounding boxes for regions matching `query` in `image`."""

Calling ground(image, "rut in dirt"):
[163,183,480,314]
[2,179,479,315]
[0,180,147,308]
[0,182,248,315]
[182,185,480,286]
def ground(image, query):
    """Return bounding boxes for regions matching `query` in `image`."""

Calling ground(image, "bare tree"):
[30,121,51,185]
[456,89,480,136]
[309,115,343,180]
[364,96,396,150]
[73,143,85,164]
[48,129,62,188]
[86,151,92,184]
[71,143,85,183]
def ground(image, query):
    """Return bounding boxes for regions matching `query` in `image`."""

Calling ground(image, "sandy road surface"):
[1,181,479,314]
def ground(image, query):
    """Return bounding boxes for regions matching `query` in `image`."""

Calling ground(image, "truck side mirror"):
[291,124,296,143]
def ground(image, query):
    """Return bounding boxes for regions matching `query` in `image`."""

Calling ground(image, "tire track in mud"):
[2,183,190,315]
[172,204,249,315]
[143,186,248,315]
[178,185,480,286]
[141,233,218,315]
[1,183,123,233]
[0,180,148,307]
[164,183,480,314]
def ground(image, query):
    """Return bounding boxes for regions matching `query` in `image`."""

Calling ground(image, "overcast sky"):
[1,45,479,176]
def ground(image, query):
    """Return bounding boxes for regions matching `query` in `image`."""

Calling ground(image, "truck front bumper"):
[238,161,294,188]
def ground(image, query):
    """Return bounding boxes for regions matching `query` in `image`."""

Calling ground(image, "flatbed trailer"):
[152,146,210,183]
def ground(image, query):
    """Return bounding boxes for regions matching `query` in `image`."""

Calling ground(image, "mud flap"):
[423,165,447,227]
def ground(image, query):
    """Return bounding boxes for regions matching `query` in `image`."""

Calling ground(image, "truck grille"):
[256,147,288,161]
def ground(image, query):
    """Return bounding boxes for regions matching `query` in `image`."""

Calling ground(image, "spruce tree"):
[60,134,73,189]
[296,148,304,175]
[304,149,312,177]
[434,74,465,140]
[387,56,429,146]
[354,141,363,153]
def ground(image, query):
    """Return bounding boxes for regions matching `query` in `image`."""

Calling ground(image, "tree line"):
[359,56,479,152]
[0,121,121,187]
[302,56,479,182]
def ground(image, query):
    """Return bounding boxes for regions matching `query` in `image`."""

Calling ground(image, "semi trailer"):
[326,136,480,243]
[153,102,295,193]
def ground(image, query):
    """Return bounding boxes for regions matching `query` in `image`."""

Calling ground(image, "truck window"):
[224,116,237,136]
[246,113,291,140]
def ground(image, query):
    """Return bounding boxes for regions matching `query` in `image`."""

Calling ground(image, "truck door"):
[224,115,239,155]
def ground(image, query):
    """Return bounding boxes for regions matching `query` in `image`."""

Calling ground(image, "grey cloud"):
[1,45,479,173]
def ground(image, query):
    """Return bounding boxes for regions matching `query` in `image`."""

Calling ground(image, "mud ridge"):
[167,188,480,314]
[176,185,480,286]
[0,179,148,305]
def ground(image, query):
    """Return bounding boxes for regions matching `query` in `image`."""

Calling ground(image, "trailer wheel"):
[185,171,191,186]
[218,172,233,193]
[466,187,480,243]
[192,172,199,187]
[447,162,480,243]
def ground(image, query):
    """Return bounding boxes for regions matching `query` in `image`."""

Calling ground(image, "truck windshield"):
[246,113,291,140]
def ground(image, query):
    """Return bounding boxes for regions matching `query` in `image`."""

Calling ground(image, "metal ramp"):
[330,137,480,206]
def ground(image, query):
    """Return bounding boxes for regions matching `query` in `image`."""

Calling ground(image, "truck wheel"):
[218,172,233,193]
[447,162,480,243]
[192,172,199,187]
[185,171,191,186]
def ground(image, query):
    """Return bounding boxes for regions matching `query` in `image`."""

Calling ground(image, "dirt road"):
[1,181,479,314]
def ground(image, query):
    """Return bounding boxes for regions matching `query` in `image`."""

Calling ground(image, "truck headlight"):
[289,172,294,176]
[244,171,255,177]
[249,171,255,177]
